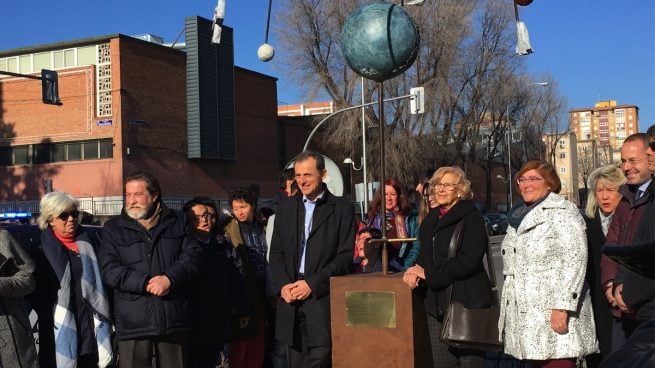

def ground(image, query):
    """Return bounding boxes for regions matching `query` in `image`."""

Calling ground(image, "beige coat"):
[499,193,598,360]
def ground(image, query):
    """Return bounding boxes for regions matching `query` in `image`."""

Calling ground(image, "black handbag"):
[438,220,503,352]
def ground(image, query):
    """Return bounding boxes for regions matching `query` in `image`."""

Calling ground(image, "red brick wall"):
[116,38,282,199]
[0,62,123,200]
[0,35,301,204]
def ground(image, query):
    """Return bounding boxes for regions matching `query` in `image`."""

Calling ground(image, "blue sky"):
[1,0,653,131]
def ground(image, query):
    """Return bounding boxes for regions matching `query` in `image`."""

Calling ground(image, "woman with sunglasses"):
[498,160,597,368]
[32,191,113,367]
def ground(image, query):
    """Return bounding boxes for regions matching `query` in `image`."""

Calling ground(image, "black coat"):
[417,200,494,318]
[28,226,103,368]
[585,213,613,362]
[98,205,202,340]
[269,187,356,348]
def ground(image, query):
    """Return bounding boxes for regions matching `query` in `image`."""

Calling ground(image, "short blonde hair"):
[37,191,79,230]
[429,166,474,200]
[585,165,626,218]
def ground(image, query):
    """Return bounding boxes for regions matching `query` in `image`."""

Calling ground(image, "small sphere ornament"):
[514,0,534,6]
[258,43,275,62]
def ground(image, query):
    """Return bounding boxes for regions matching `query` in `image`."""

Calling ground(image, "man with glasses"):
[600,133,654,350]
[98,171,203,368]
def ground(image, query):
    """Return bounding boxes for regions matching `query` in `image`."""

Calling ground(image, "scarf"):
[137,202,162,230]
[54,229,78,253]
[372,208,409,255]
[45,230,113,367]
[507,195,548,229]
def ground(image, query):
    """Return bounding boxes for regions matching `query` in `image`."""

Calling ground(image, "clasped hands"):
[403,265,426,289]
[146,275,171,296]
[281,280,312,303]
[605,281,630,313]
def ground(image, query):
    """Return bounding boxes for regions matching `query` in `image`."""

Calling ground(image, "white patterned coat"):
[498,193,598,360]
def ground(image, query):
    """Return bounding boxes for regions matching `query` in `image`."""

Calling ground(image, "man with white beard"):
[98,171,202,368]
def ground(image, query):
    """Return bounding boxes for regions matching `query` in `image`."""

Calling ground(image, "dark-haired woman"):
[367,178,419,271]
[224,187,271,368]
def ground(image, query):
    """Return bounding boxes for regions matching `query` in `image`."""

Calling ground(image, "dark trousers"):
[287,305,330,368]
[426,313,484,368]
[118,332,188,368]
[287,346,330,368]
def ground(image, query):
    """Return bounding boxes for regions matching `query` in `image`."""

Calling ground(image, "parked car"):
[483,212,509,235]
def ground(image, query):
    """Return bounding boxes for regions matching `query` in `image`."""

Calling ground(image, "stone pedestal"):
[330,272,432,368]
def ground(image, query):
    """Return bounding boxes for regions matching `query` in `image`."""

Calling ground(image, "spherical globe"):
[340,1,420,82]
[258,43,275,62]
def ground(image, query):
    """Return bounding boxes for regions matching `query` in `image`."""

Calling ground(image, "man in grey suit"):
[269,150,356,368]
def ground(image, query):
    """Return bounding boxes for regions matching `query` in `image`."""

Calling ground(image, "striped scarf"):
[53,239,113,367]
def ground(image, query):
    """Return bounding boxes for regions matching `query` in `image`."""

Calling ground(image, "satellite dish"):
[285,155,345,197]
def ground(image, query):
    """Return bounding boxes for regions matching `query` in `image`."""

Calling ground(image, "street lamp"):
[343,157,363,171]
[344,157,363,213]
[496,175,510,212]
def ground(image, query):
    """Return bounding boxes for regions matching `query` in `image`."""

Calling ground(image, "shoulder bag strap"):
[484,239,497,288]
[445,220,465,303]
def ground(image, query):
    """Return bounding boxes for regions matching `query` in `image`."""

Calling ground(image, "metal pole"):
[507,107,513,209]
[361,77,369,209]
[378,82,388,275]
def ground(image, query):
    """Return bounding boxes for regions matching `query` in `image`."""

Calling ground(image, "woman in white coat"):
[499,160,597,368]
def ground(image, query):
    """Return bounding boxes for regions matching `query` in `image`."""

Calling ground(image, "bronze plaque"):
[345,291,396,328]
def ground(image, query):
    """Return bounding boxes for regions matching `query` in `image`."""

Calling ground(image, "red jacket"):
[600,180,653,317]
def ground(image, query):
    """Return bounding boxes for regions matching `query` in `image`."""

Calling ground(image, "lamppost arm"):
[302,93,415,151]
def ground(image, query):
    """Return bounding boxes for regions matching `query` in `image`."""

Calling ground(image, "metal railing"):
[0,196,257,217]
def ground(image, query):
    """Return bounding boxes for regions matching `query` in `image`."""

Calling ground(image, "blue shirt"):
[299,192,324,273]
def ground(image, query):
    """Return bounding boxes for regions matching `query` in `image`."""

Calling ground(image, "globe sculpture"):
[340,1,420,82]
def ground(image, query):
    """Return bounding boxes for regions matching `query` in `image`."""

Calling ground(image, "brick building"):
[0,16,309,221]
[543,132,579,205]
[569,100,639,163]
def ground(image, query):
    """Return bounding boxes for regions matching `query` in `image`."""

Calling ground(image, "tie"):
[636,189,644,200]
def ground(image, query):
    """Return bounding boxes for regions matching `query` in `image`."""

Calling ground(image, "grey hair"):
[585,164,626,218]
[37,191,79,230]
[429,166,474,200]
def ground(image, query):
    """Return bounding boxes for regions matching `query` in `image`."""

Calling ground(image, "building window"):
[52,143,66,162]
[559,153,566,159]
[67,143,81,161]
[32,144,51,164]
[99,139,113,158]
[83,141,99,160]
[0,147,11,165]
[560,167,566,173]
[14,147,29,165]
[0,139,113,166]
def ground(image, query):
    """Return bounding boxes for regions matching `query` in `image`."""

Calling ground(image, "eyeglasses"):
[434,183,458,191]
[58,210,79,220]
[194,213,212,222]
[620,158,644,166]
[517,177,544,185]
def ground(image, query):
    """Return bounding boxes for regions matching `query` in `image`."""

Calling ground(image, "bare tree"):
[274,0,567,200]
